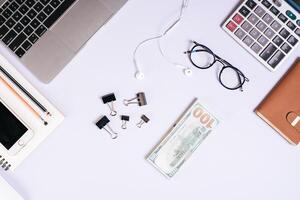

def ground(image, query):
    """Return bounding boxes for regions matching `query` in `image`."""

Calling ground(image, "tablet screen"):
[0,102,27,150]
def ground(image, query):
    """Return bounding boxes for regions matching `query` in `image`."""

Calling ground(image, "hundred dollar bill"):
[147,99,219,179]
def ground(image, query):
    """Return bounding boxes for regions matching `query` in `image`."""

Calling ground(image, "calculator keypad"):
[270,21,282,31]
[256,21,267,31]
[264,28,275,39]
[242,21,253,32]
[223,0,300,70]
[233,14,244,24]
[243,36,255,46]
[270,6,279,16]
[240,6,251,17]
[250,28,261,39]
[268,50,285,68]
[258,35,268,46]
[255,6,266,17]
[288,35,298,46]
[295,28,300,37]
[281,43,291,53]
[251,42,262,53]
[235,29,246,39]
[273,36,284,46]
[262,0,272,8]
[262,13,274,24]
[249,14,259,25]
[279,28,290,39]
[287,21,296,30]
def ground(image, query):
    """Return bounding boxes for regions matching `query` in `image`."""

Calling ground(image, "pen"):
[0,75,48,126]
[0,65,51,116]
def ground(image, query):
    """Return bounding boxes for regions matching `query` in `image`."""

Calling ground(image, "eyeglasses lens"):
[219,67,244,89]
[190,46,215,69]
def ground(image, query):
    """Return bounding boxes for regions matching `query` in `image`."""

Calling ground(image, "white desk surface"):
[0,0,300,199]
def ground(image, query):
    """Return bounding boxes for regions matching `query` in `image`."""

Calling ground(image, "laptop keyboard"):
[0,0,75,58]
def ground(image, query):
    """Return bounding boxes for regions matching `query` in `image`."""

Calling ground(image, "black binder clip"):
[136,115,150,128]
[102,93,117,116]
[121,115,130,129]
[123,92,147,107]
[96,116,118,139]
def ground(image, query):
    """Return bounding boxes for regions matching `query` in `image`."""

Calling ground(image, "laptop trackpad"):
[22,31,74,83]
[50,0,112,51]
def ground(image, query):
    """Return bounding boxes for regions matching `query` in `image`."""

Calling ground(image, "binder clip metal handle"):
[104,126,118,139]
[137,115,150,128]
[123,92,147,107]
[102,93,117,116]
[121,115,130,129]
[107,104,117,116]
[96,116,118,139]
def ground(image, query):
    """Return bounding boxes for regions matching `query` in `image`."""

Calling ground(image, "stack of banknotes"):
[147,99,219,179]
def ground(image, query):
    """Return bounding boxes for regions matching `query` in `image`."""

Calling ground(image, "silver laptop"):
[0,0,127,83]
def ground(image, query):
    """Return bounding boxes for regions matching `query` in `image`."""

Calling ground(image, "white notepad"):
[0,54,64,171]
[0,176,23,200]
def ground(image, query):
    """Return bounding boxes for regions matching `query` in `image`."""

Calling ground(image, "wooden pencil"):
[0,75,48,126]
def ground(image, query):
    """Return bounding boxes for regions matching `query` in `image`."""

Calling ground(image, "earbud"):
[135,71,145,80]
[183,68,193,76]
[175,64,193,76]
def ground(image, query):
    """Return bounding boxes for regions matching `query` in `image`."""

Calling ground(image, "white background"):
[1,0,300,199]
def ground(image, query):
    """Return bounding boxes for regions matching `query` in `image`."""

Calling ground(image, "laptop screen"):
[286,0,300,13]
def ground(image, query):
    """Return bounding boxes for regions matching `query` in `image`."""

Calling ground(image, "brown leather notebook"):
[256,59,300,145]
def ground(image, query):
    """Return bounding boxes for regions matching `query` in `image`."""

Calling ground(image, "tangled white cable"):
[133,0,191,80]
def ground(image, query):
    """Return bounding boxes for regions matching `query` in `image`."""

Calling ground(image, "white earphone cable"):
[133,0,190,80]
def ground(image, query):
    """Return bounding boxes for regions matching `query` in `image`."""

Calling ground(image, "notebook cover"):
[0,176,23,200]
[256,59,300,145]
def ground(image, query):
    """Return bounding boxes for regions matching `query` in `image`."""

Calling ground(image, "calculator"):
[222,0,300,71]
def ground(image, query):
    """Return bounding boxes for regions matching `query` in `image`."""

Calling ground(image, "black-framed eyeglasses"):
[184,41,249,91]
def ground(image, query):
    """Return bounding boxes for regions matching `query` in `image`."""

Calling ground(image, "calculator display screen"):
[0,102,27,150]
[286,0,300,12]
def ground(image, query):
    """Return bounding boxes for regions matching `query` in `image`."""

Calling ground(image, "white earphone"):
[135,71,145,80]
[133,0,191,80]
